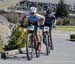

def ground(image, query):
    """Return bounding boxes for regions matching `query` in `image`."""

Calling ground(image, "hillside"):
[0,0,20,9]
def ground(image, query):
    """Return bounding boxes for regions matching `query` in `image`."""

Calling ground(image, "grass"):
[56,26,75,31]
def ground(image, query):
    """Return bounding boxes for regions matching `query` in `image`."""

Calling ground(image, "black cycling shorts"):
[44,23,52,27]
[28,21,38,26]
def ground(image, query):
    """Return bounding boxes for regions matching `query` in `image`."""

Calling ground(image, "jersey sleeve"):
[36,13,45,25]
[24,11,30,18]
[36,13,45,21]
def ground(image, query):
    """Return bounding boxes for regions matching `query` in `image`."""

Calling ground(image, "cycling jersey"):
[44,15,52,27]
[28,15,39,26]
[45,15,56,27]
[24,11,45,25]
[24,11,45,32]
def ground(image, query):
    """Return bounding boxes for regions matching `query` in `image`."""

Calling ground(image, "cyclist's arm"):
[36,13,45,25]
[20,11,30,25]
[22,15,26,22]
[52,17,56,26]
[52,19,56,24]
[20,15,26,24]
[40,15,45,25]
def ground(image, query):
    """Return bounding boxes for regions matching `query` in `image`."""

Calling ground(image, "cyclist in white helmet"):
[20,6,45,50]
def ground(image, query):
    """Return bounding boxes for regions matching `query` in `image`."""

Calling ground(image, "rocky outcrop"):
[0,15,11,44]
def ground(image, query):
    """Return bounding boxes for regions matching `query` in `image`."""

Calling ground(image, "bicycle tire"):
[44,33,50,55]
[26,33,34,60]
[34,36,40,58]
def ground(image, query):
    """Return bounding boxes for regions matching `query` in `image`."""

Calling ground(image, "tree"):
[56,0,69,18]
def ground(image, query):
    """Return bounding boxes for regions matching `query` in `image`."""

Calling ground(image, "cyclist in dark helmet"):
[44,9,56,50]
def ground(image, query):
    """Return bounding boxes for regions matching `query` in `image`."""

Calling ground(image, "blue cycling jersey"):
[28,15,40,31]
[28,15,39,23]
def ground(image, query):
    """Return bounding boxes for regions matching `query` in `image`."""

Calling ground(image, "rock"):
[0,15,11,44]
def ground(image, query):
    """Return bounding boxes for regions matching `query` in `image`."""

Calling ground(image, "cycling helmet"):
[46,9,51,14]
[46,9,52,17]
[30,7,37,13]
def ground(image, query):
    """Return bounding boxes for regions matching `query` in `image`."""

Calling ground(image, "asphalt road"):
[0,31,75,64]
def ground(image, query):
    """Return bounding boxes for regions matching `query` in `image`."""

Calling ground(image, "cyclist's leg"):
[36,26,41,50]
[49,28,54,50]
[50,24,56,50]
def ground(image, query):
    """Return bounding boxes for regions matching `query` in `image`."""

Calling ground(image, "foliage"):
[56,0,69,18]
[62,18,70,25]
[5,26,28,50]
[70,34,75,40]
[0,43,5,53]
[56,20,62,25]
[56,18,70,25]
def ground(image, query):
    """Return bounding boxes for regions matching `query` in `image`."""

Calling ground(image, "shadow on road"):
[2,52,48,61]
[66,39,75,42]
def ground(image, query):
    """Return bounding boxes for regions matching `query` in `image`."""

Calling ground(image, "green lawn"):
[56,26,75,31]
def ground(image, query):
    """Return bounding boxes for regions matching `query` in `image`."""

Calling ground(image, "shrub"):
[0,43,5,53]
[70,34,75,41]
[5,25,28,50]
[56,18,70,25]
[56,20,61,25]
[62,18,70,25]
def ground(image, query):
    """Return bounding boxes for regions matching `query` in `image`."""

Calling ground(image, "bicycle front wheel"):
[44,33,50,55]
[26,33,34,60]
[34,36,40,58]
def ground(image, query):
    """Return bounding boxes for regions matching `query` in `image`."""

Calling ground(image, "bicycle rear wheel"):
[26,34,34,60]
